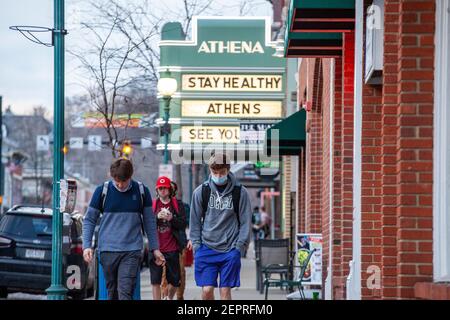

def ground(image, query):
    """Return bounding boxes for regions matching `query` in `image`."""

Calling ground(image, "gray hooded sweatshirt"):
[189,172,252,255]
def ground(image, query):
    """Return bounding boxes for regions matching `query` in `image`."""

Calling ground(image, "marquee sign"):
[181,100,282,118]
[158,17,286,152]
[197,40,265,54]
[181,126,240,143]
[182,74,283,91]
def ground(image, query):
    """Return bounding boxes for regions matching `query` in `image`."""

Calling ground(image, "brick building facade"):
[280,0,449,299]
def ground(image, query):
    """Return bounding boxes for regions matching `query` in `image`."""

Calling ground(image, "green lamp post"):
[46,0,67,300]
[157,72,177,165]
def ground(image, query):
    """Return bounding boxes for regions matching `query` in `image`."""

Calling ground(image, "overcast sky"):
[0,0,272,116]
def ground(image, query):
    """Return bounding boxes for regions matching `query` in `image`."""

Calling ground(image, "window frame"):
[433,0,450,282]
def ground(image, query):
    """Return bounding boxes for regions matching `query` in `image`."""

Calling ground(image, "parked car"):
[0,205,95,299]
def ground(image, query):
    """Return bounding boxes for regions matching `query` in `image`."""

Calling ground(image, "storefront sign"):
[198,41,264,54]
[181,100,282,118]
[296,234,323,286]
[71,113,153,128]
[181,126,240,143]
[159,17,286,149]
[240,123,274,144]
[182,74,282,92]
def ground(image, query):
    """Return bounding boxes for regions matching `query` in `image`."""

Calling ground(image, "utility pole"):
[46,0,67,300]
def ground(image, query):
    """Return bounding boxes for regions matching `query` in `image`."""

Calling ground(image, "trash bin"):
[97,253,141,300]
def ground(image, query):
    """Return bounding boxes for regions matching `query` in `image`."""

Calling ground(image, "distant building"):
[2,108,52,211]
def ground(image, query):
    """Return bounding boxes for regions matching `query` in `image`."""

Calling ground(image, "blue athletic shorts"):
[194,244,241,288]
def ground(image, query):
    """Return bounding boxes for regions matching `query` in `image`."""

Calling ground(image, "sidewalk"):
[140,242,287,300]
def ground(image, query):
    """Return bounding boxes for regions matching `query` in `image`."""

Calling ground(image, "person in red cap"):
[149,176,187,300]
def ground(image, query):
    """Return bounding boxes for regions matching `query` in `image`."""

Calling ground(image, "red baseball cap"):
[156,176,171,189]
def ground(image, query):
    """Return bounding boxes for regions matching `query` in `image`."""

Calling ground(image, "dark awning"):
[285,32,342,57]
[288,0,355,33]
[284,0,355,58]
[265,109,306,156]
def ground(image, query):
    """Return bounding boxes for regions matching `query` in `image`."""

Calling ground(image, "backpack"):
[201,182,241,227]
[100,181,146,234]
[152,197,188,250]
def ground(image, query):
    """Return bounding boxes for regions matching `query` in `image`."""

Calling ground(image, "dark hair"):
[208,152,231,171]
[261,206,266,211]
[170,181,178,197]
[110,158,133,181]
[253,206,259,212]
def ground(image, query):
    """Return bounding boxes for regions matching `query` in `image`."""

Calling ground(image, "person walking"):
[190,153,252,300]
[82,158,165,300]
[259,206,271,239]
[251,206,262,243]
[160,181,192,300]
[150,176,187,300]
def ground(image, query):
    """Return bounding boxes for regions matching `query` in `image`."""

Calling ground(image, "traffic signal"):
[62,141,69,155]
[121,141,132,158]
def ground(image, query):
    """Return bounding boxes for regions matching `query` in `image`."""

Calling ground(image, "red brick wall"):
[360,84,383,299]
[360,1,383,300]
[380,0,435,299]
[395,0,435,299]
[332,57,344,299]
[294,0,436,300]
[340,32,355,299]
[298,147,306,233]
[321,59,332,291]
[381,0,401,299]
[298,60,308,234]
[300,56,349,299]
[306,58,323,234]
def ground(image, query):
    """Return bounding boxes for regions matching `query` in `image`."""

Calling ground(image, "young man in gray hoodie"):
[190,153,252,300]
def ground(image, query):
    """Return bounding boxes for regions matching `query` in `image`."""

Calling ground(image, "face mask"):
[212,175,228,185]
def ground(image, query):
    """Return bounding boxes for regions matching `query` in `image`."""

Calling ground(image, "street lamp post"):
[162,97,171,165]
[46,0,67,300]
[157,72,177,165]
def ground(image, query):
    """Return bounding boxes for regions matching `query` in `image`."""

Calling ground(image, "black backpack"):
[201,182,241,226]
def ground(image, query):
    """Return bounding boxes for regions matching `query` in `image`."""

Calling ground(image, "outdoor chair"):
[263,248,317,300]
[255,238,290,294]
